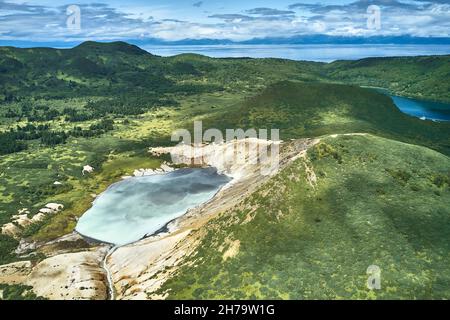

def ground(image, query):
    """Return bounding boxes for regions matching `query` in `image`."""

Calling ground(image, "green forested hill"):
[1,42,449,104]
[325,55,450,103]
[0,42,180,100]
[204,81,450,156]
[0,41,323,102]
[158,134,450,299]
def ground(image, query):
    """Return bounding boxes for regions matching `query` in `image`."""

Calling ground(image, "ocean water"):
[76,168,231,245]
[142,44,450,62]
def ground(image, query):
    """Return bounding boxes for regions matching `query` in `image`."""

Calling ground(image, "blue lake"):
[390,95,450,122]
[76,168,231,245]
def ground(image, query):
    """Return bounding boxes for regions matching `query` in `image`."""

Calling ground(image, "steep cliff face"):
[150,138,283,180]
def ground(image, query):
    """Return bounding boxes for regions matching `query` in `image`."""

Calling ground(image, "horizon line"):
[2,35,450,49]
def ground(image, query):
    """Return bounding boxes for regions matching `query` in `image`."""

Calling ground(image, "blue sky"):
[0,0,449,44]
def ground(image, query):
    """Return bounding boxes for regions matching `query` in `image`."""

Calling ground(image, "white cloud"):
[0,0,448,43]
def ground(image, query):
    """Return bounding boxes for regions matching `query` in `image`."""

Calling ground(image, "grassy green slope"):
[0,42,173,100]
[325,55,450,103]
[0,42,324,101]
[158,134,450,299]
[1,42,449,104]
[205,81,450,156]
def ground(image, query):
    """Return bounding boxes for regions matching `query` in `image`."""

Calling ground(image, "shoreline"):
[75,166,233,247]
[100,167,235,300]
[106,138,319,299]
[1,138,317,300]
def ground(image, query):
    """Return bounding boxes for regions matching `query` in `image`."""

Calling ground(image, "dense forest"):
[0,119,115,154]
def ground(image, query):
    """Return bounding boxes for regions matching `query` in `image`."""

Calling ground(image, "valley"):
[0,42,449,300]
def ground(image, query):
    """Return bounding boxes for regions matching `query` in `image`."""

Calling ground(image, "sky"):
[0,0,449,44]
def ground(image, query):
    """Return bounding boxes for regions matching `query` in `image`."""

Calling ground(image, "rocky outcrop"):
[132,162,175,177]
[150,138,282,180]
[1,223,22,238]
[0,261,33,285]
[25,249,109,300]
[1,204,64,239]
[0,233,110,300]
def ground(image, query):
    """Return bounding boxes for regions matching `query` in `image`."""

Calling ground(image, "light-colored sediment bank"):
[107,138,318,300]
[0,232,111,300]
[0,138,318,300]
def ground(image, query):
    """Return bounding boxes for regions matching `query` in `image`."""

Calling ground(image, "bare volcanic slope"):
[151,134,450,300]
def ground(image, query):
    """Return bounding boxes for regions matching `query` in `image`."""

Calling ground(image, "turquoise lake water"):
[76,168,231,245]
